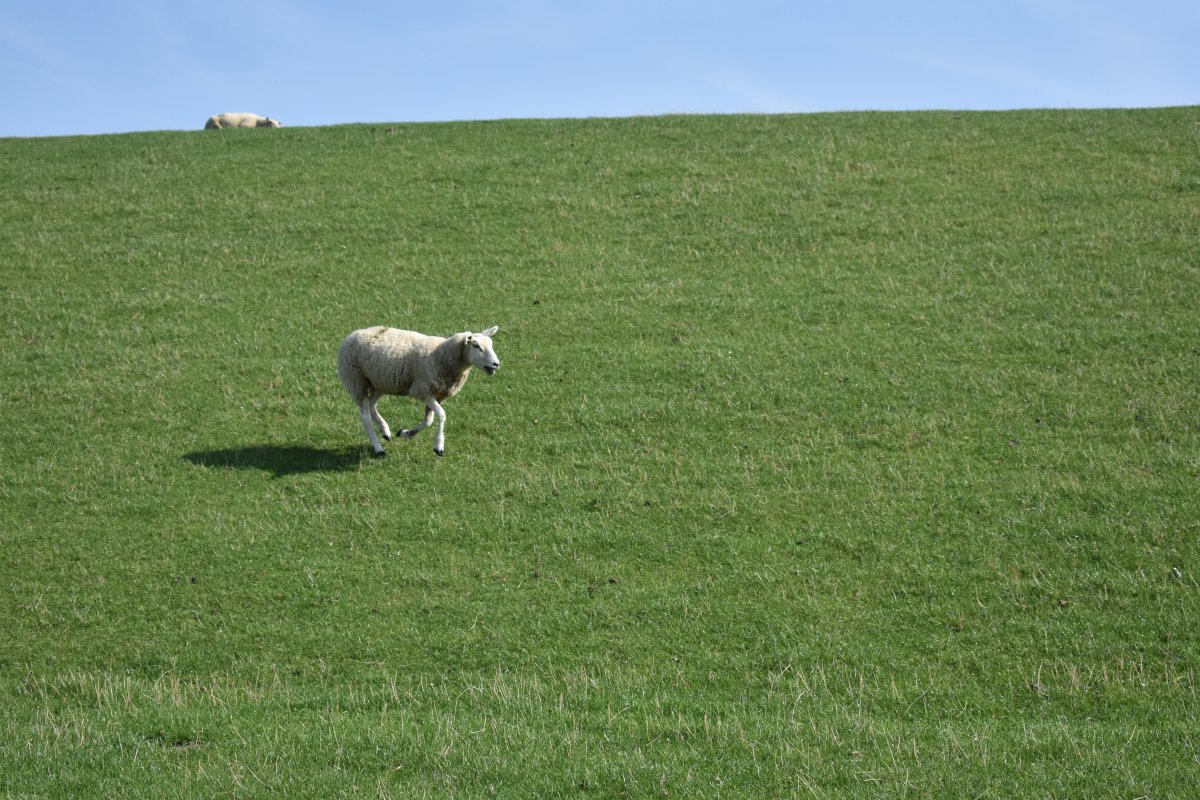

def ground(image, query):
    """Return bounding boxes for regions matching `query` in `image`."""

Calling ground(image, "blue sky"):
[2,1,1196,138]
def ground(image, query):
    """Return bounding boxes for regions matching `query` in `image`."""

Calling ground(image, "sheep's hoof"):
[371,449,387,458]
[434,448,445,457]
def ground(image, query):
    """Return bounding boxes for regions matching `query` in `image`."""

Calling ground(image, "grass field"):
[2,107,1198,798]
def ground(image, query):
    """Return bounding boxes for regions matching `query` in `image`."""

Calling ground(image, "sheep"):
[337,325,501,457]
[204,112,282,129]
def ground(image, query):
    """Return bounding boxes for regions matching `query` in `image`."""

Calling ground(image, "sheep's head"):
[464,326,501,375]
[258,117,282,128]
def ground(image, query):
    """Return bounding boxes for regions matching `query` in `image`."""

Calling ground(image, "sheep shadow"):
[183,445,369,477]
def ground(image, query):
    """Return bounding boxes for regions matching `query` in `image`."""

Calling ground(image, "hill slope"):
[2,109,1198,797]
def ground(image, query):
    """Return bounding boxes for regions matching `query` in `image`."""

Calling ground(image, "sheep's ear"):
[482,326,499,337]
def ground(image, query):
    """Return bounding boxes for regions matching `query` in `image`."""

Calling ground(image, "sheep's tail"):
[337,336,368,402]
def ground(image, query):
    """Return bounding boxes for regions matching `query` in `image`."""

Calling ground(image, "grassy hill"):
[2,108,1198,797]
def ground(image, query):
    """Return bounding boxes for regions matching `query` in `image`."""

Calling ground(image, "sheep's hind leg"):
[400,407,435,440]
[358,400,386,455]
[368,393,391,441]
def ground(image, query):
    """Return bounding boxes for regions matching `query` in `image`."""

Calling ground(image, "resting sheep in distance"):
[204,112,282,129]
[338,326,501,456]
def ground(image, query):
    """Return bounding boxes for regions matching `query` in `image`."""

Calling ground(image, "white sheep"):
[204,112,282,129]
[337,325,501,456]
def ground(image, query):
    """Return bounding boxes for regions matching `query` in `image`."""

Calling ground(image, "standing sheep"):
[338,326,501,456]
[204,112,282,129]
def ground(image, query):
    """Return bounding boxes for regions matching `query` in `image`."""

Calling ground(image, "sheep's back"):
[342,327,441,395]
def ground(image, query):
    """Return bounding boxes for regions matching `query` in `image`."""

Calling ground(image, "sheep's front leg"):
[358,401,386,455]
[400,407,434,440]
[429,400,448,456]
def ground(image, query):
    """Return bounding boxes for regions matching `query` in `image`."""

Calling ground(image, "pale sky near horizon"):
[1,1,1196,138]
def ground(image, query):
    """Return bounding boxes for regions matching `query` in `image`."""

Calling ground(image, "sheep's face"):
[258,117,282,128]
[465,326,501,375]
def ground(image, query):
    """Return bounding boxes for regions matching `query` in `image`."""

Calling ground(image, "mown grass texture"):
[1,108,1199,797]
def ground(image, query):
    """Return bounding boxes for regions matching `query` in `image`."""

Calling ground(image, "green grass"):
[2,108,1198,798]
